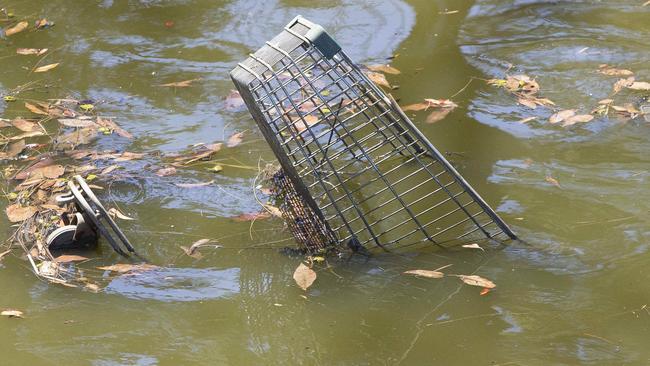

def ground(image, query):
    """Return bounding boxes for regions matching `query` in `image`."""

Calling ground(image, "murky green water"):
[2,0,650,365]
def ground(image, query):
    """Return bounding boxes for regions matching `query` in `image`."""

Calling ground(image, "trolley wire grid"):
[231,16,516,253]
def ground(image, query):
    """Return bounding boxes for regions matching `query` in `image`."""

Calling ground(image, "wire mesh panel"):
[231,16,516,253]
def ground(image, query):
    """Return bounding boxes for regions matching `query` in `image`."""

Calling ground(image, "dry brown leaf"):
[114,151,145,161]
[456,274,496,289]
[628,81,650,91]
[158,78,201,87]
[58,118,99,128]
[16,48,48,55]
[108,207,135,221]
[6,204,37,222]
[53,255,89,263]
[85,283,101,293]
[365,71,390,88]
[155,167,177,177]
[226,132,244,147]
[598,99,614,105]
[549,109,576,124]
[175,180,214,188]
[644,0,650,6]
[613,77,635,94]
[11,131,45,141]
[25,102,49,116]
[100,165,120,175]
[181,238,220,258]
[14,158,54,180]
[562,114,594,126]
[403,269,445,278]
[29,164,65,179]
[97,263,158,274]
[1,310,24,318]
[598,64,634,77]
[293,263,317,291]
[545,176,561,187]
[34,63,59,73]
[0,139,26,159]
[4,21,28,36]
[11,118,38,132]
[96,117,133,139]
[462,243,485,251]
[263,204,282,218]
[518,116,537,124]
[367,64,401,75]
[518,98,537,109]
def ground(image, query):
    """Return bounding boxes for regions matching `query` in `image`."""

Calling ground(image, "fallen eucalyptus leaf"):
[367,64,401,75]
[53,255,89,263]
[1,310,24,318]
[108,207,135,221]
[97,263,158,274]
[455,274,496,289]
[155,167,177,177]
[34,63,60,73]
[227,131,244,147]
[403,269,444,278]
[6,204,37,222]
[4,21,28,36]
[462,243,485,251]
[549,109,576,124]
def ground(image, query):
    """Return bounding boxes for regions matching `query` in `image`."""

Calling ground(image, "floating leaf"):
[365,71,390,88]
[97,263,158,274]
[175,180,214,188]
[158,78,201,87]
[11,131,45,140]
[480,288,491,296]
[96,117,133,139]
[1,310,24,318]
[53,255,89,263]
[545,176,561,187]
[426,108,454,123]
[613,77,635,94]
[79,103,94,112]
[3,96,16,102]
[25,102,48,115]
[155,167,177,177]
[403,269,444,278]
[0,139,26,159]
[108,207,135,221]
[58,118,99,128]
[6,204,37,222]
[56,128,98,149]
[263,204,282,218]
[548,109,576,124]
[518,116,537,124]
[34,18,54,29]
[456,274,496,289]
[34,63,60,73]
[598,64,633,77]
[226,131,244,147]
[85,283,101,293]
[518,98,538,109]
[367,64,401,75]
[462,243,485,251]
[628,81,650,91]
[562,114,594,126]
[181,238,220,259]
[16,48,48,55]
[293,263,317,291]
[11,118,38,132]
[4,21,28,36]
[100,165,120,175]
[29,164,65,179]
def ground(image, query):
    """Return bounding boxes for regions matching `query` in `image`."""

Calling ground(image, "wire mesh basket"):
[231,16,516,253]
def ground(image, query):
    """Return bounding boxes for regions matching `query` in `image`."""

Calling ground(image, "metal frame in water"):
[231,16,516,253]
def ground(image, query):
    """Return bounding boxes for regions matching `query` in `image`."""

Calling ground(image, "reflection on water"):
[105,267,240,301]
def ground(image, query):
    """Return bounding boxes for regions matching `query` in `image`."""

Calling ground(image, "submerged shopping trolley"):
[231,16,516,253]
